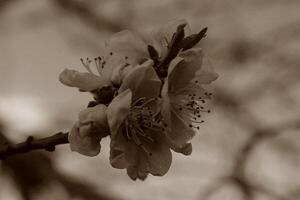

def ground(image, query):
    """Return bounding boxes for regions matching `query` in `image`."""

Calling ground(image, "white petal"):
[127,165,148,181]
[105,30,148,66]
[193,57,219,84]
[167,48,204,92]
[119,60,161,101]
[109,132,131,169]
[59,68,109,91]
[168,109,195,147]
[68,122,101,156]
[143,133,172,176]
[78,104,108,127]
[107,89,132,138]
[79,105,110,140]
[170,142,192,155]
[110,63,132,86]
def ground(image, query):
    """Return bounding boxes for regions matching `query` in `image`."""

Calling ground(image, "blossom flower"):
[60,30,157,158]
[60,18,218,180]
[58,19,194,96]
[161,47,218,154]
[107,60,172,180]
[69,104,109,156]
[59,30,148,99]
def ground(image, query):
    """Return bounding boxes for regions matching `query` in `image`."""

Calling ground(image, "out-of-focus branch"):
[1,124,117,200]
[200,87,300,200]
[52,0,124,32]
[251,184,293,200]
[201,178,230,200]
[0,132,68,160]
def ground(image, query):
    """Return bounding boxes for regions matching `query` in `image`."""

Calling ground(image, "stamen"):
[131,129,152,156]
[94,57,102,75]
[189,119,204,124]
[204,92,213,99]
[80,57,93,74]
[123,97,166,156]
[125,121,131,140]
[189,124,200,130]
[170,88,213,131]
[133,123,155,142]
[132,97,147,106]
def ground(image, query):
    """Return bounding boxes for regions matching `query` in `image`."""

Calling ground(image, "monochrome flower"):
[107,61,172,180]
[60,18,218,181]
[68,104,110,156]
[59,30,148,93]
[161,48,218,154]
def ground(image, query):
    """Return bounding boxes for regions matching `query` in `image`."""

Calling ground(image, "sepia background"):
[0,0,300,199]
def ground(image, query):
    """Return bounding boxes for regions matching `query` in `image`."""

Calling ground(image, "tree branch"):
[0,132,69,160]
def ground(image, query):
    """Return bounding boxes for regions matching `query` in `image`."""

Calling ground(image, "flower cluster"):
[59,19,218,180]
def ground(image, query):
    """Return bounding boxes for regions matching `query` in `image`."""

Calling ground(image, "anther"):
[80,58,93,73]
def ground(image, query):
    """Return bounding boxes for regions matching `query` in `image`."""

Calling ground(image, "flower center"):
[80,56,109,76]
[171,89,212,130]
[80,53,132,105]
[80,52,130,77]
[123,98,165,155]
[92,86,117,105]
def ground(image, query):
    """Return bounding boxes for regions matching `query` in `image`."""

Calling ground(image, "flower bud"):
[68,104,109,156]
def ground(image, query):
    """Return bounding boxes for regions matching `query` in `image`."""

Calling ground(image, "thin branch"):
[0,132,69,160]
[251,184,294,200]
[201,177,230,200]
[208,88,300,200]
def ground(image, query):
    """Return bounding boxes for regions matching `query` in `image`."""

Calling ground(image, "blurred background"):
[0,0,300,199]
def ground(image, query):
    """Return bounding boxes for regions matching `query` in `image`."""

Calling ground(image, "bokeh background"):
[0,0,300,199]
